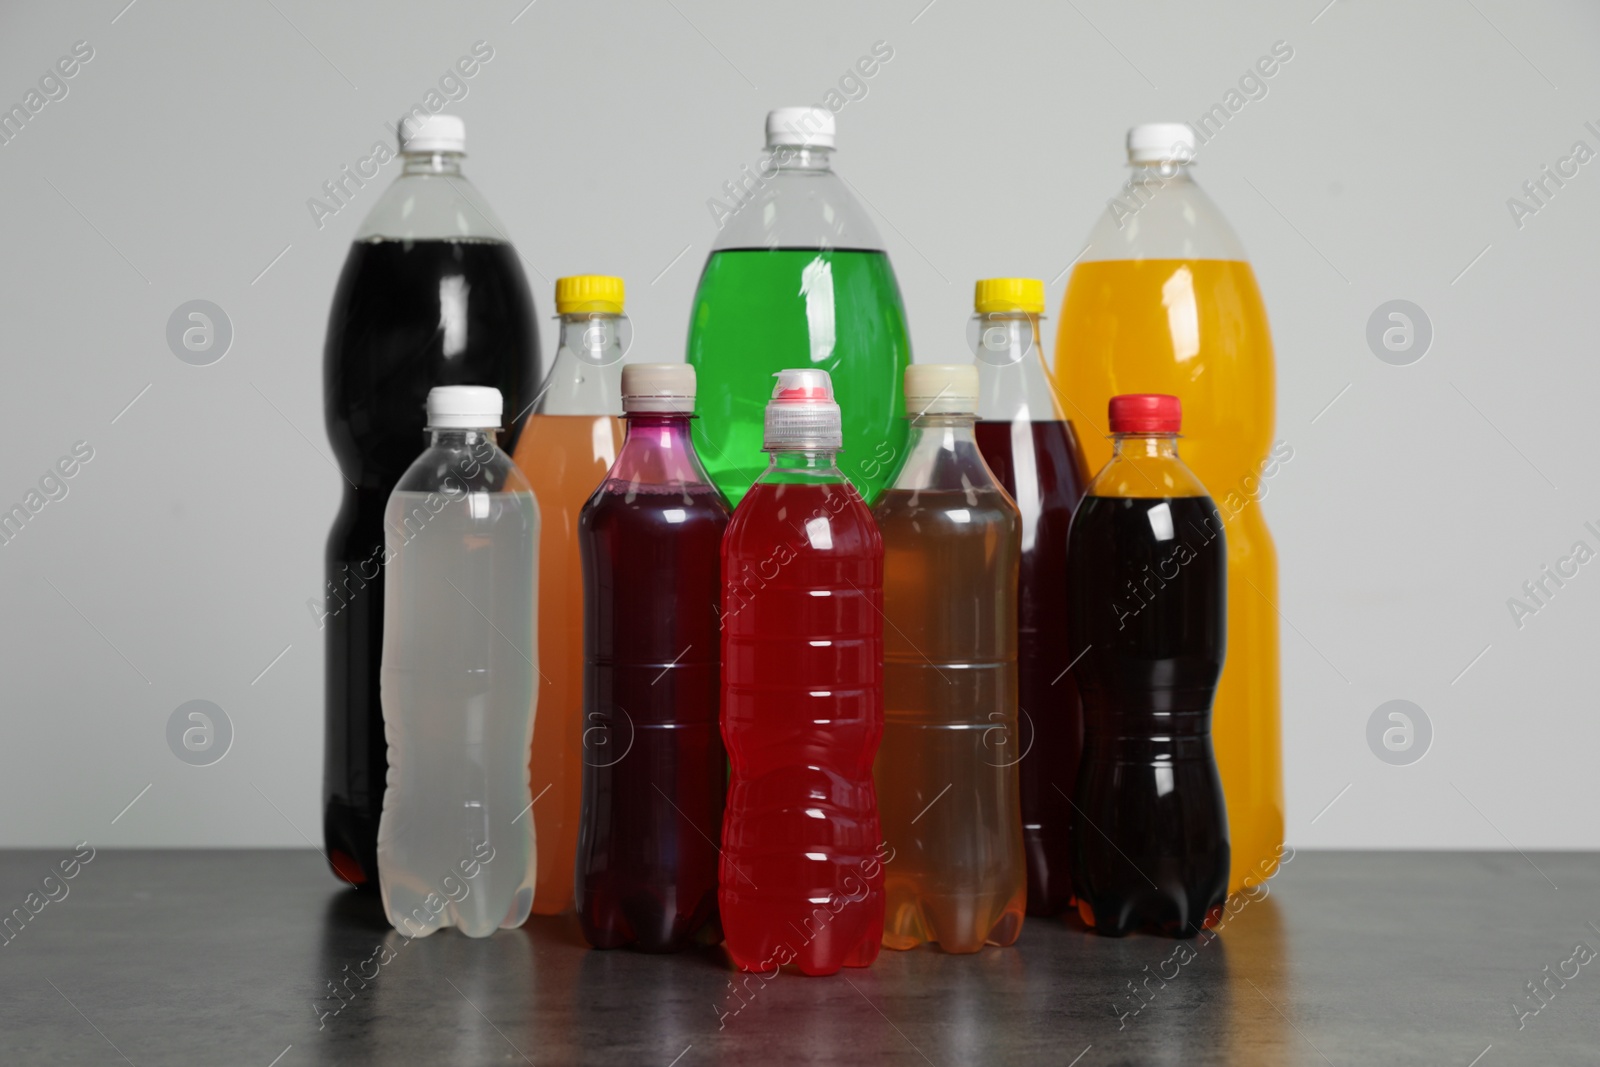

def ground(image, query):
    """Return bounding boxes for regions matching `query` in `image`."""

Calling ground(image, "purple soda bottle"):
[576,363,730,951]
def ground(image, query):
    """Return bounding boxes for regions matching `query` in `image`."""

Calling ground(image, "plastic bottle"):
[576,363,730,952]
[873,364,1024,953]
[323,114,538,889]
[1052,123,1282,894]
[720,369,885,977]
[969,278,1091,917]
[377,386,539,937]
[510,275,626,915]
[687,108,911,506]
[1067,394,1228,938]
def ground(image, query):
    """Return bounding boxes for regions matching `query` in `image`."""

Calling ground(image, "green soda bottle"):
[688,107,911,506]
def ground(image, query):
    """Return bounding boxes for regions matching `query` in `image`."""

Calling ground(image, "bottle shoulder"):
[884,430,1010,496]
[873,483,1018,537]
[711,168,887,252]
[1082,174,1248,262]
[726,478,881,557]
[585,480,729,520]
[356,173,512,242]
[393,441,530,497]
[1085,453,1210,499]
[534,349,623,417]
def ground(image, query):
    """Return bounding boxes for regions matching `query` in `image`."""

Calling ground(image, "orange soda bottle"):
[1051,124,1284,895]
[511,275,625,914]
[872,364,1025,952]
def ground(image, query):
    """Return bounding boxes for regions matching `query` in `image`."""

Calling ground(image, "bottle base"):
[579,893,723,954]
[1076,896,1226,939]
[1023,829,1075,917]
[881,895,1026,953]
[721,891,885,977]
[323,803,379,891]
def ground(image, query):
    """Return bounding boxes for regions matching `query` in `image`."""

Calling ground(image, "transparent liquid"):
[378,489,538,937]
[874,486,1025,953]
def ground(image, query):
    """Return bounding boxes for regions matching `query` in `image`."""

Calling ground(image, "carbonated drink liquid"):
[720,369,885,977]
[873,364,1024,953]
[1053,124,1282,894]
[378,386,538,937]
[511,275,626,915]
[576,363,729,952]
[969,278,1090,917]
[1067,394,1228,939]
[323,115,537,889]
[688,108,911,506]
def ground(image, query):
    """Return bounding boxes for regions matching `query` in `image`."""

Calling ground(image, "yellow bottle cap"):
[974,277,1045,314]
[555,275,625,315]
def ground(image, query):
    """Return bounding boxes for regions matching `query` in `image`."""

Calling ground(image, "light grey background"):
[0,0,1594,851]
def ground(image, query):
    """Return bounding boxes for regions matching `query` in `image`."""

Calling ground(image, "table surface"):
[0,849,1594,1066]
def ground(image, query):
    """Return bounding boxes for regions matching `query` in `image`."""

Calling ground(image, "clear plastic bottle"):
[873,364,1025,953]
[378,386,539,938]
[969,279,1091,918]
[510,276,626,915]
[720,369,885,977]
[1053,123,1281,895]
[1066,393,1228,938]
[688,108,912,506]
[323,114,538,890]
[576,363,730,952]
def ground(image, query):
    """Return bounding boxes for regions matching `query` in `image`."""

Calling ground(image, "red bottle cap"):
[1108,393,1182,434]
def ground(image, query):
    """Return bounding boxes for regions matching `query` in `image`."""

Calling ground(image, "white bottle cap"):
[622,363,696,414]
[400,114,466,154]
[904,364,979,416]
[764,368,842,451]
[1126,123,1196,164]
[766,107,835,149]
[426,385,502,429]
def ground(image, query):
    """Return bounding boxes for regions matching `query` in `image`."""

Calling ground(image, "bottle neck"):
[428,427,496,448]
[1111,432,1181,459]
[624,412,691,429]
[768,449,839,469]
[908,412,977,439]
[555,312,625,359]
[888,412,1002,494]
[1130,160,1194,182]
[974,311,1060,422]
[535,313,625,417]
[401,151,464,177]
[760,449,847,486]
[767,145,833,172]
[621,412,693,450]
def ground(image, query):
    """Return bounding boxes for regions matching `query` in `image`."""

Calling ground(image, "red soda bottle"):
[576,364,730,951]
[720,368,886,976]
[1067,394,1229,938]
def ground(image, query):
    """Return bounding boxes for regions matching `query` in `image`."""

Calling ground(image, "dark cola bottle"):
[1066,394,1228,937]
[321,114,537,888]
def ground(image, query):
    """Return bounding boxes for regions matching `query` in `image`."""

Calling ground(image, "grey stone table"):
[0,849,1594,1065]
